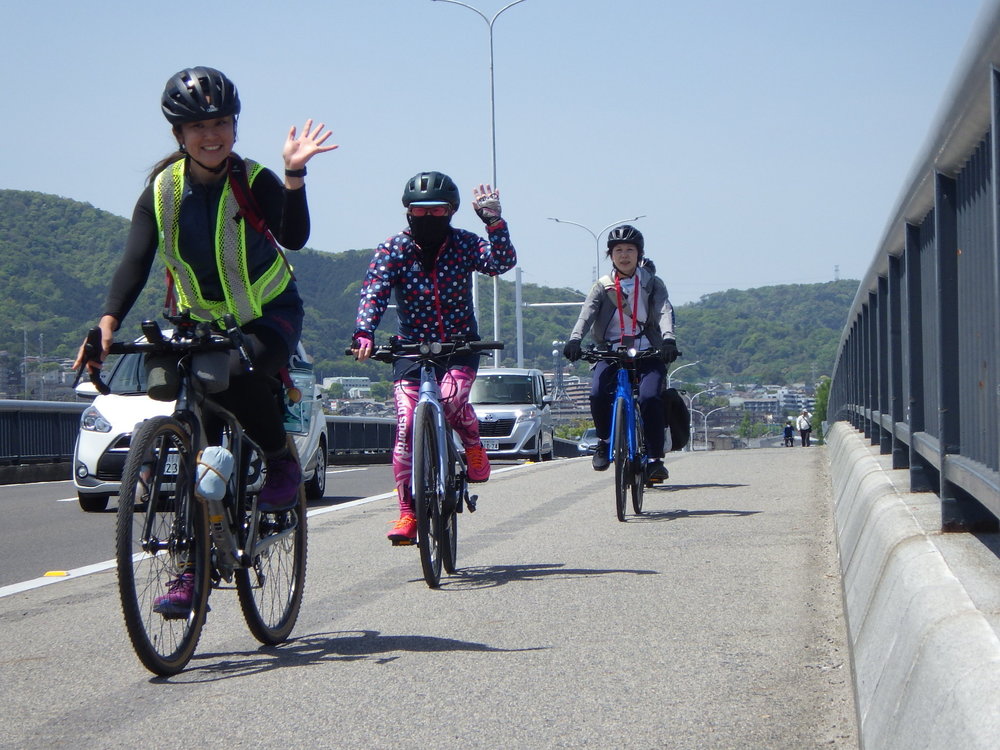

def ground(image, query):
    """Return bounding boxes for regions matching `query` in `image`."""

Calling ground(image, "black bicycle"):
[581,346,664,521]
[77,314,307,675]
[347,339,502,587]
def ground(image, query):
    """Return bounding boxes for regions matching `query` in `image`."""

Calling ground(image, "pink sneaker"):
[388,514,417,545]
[259,454,301,512]
[465,443,491,483]
[153,572,194,618]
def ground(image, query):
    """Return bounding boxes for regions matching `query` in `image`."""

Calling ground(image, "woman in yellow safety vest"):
[75,66,336,520]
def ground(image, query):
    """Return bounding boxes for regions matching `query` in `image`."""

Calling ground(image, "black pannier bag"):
[663,387,690,452]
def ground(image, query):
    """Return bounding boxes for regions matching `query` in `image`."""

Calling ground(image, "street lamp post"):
[433,0,528,367]
[666,359,701,389]
[682,385,717,452]
[548,215,647,283]
[702,406,726,450]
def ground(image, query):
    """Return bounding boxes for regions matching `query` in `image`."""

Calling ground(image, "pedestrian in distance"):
[783,419,795,447]
[72,65,337,614]
[562,225,678,484]
[796,408,813,447]
[350,171,517,544]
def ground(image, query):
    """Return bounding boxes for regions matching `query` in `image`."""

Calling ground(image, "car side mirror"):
[541,394,554,404]
[75,381,99,401]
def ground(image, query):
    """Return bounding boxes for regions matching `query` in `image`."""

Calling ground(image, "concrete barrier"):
[827,422,1000,750]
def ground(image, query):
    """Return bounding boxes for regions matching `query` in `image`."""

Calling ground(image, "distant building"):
[324,375,372,399]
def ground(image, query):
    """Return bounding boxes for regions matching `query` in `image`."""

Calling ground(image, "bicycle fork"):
[610,367,638,463]
[415,370,476,514]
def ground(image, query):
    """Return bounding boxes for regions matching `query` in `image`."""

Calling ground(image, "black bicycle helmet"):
[606,224,644,255]
[402,171,461,210]
[161,67,241,125]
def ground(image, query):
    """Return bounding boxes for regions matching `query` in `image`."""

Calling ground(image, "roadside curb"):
[0,462,71,485]
[827,422,1000,750]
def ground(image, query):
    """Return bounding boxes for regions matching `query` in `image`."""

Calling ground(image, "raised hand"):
[472,183,502,226]
[283,119,338,171]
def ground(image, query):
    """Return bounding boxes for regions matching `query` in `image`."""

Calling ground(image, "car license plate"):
[163,454,179,475]
[481,440,499,451]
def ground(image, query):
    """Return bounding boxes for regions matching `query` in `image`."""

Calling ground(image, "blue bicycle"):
[582,347,663,521]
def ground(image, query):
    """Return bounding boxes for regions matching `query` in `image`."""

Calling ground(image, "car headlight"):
[81,405,112,433]
[515,408,538,424]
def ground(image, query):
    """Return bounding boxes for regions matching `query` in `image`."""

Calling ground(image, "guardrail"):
[829,1,1000,531]
[0,400,395,474]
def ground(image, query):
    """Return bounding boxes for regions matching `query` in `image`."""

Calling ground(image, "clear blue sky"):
[1,0,988,307]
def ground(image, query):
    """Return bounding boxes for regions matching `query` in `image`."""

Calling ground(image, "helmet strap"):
[186,153,229,175]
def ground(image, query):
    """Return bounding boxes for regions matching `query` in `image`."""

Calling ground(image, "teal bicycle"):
[582,347,664,521]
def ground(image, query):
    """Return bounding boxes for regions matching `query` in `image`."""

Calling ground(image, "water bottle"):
[196,446,235,555]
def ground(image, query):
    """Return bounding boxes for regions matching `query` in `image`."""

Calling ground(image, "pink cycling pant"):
[392,366,480,515]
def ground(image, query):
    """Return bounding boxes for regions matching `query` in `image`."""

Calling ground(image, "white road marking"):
[0,460,541,598]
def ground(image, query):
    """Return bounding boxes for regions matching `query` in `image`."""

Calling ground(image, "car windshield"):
[106,353,147,395]
[581,428,597,440]
[471,375,535,405]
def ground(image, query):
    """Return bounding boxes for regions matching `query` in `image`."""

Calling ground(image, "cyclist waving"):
[563,225,678,483]
[352,171,517,543]
[71,65,336,604]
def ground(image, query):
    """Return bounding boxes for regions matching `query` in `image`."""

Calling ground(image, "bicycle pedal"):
[391,538,416,546]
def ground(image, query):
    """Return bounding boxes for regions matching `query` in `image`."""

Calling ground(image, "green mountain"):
[0,189,855,388]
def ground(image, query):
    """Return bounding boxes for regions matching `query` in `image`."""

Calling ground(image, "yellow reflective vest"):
[153,158,292,326]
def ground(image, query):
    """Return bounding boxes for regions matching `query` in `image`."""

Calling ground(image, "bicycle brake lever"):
[72,327,107,392]
[222,314,254,374]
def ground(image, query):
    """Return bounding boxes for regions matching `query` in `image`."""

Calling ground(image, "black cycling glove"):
[659,339,680,363]
[563,339,582,362]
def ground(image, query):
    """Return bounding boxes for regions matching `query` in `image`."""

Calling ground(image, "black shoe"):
[592,440,610,471]
[645,460,669,483]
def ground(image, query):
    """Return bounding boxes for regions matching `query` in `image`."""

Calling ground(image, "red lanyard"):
[613,272,640,345]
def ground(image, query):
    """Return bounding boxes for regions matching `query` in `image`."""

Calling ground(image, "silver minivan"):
[470,368,555,461]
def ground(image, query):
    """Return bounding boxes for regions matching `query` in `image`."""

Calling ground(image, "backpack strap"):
[599,272,658,341]
[226,158,297,282]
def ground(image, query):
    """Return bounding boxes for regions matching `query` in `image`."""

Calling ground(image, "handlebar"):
[74,314,248,396]
[344,339,504,364]
[578,346,668,364]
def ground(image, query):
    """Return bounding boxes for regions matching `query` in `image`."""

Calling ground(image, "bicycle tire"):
[236,437,308,644]
[613,396,629,522]
[412,402,443,587]
[116,416,210,676]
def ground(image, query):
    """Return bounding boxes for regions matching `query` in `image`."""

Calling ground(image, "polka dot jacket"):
[355,220,516,342]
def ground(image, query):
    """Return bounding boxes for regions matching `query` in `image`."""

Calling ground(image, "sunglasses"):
[409,205,451,217]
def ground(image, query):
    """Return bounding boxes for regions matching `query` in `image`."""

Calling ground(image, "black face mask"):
[407,214,452,260]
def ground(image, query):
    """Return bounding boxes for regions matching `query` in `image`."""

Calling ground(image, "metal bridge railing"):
[0,400,395,466]
[829,0,1000,531]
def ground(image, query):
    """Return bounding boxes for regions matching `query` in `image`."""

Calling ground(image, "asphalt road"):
[0,448,857,749]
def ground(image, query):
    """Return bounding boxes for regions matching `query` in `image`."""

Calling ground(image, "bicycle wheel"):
[116,416,210,676]
[612,397,629,522]
[412,402,443,587]
[237,438,308,645]
[631,409,646,514]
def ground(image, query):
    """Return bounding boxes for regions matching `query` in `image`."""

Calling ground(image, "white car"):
[72,340,328,512]
[470,368,555,462]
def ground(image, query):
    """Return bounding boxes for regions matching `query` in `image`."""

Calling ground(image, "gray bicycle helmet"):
[161,67,241,125]
[606,224,644,256]
[402,171,461,209]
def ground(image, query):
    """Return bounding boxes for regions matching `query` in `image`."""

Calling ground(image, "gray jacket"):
[569,267,675,348]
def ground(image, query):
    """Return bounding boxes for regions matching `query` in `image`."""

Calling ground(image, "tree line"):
[0,189,857,386]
